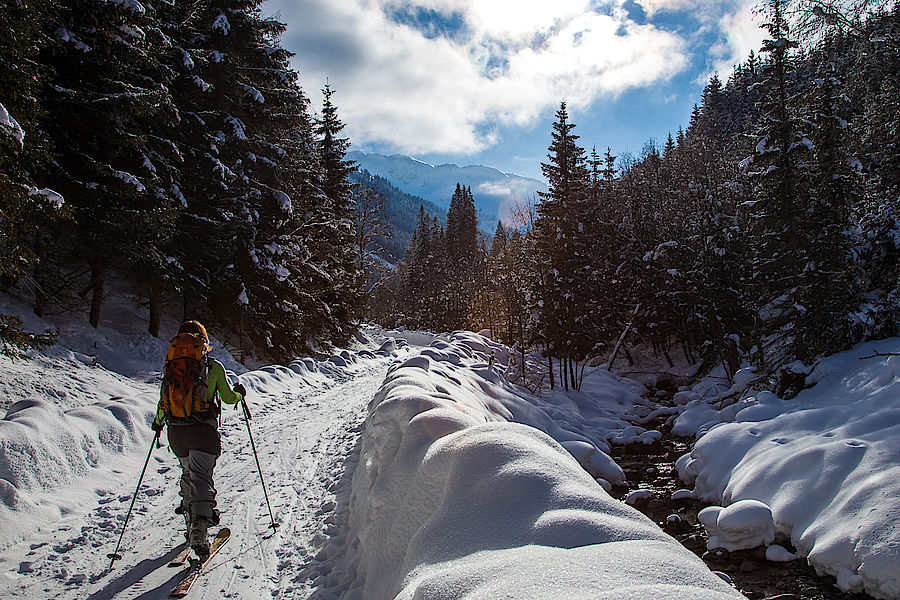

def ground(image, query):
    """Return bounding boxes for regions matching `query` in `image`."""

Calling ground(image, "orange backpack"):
[161,333,214,422]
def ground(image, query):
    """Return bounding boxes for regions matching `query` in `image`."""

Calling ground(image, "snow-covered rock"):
[766,545,798,562]
[698,500,775,552]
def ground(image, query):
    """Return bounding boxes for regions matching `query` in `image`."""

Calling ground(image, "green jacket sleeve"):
[154,386,166,427]
[207,358,243,406]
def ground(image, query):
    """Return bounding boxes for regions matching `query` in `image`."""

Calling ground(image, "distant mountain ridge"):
[349,151,547,226]
[350,169,444,264]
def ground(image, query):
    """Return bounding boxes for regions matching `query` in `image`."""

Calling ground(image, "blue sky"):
[263,0,767,181]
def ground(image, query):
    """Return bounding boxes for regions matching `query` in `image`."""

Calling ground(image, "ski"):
[168,528,230,598]
[167,542,191,568]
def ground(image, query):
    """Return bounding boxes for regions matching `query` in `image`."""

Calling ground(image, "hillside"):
[349,151,547,226]
[350,169,445,263]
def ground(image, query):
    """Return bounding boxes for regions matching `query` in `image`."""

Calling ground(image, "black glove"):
[151,419,164,433]
[234,383,247,398]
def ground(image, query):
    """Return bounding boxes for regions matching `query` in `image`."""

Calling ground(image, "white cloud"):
[634,0,694,17]
[632,0,764,84]
[271,0,688,155]
[714,3,766,73]
[477,182,512,196]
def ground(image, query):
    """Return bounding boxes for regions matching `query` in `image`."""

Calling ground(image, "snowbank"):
[340,332,744,600]
[678,339,900,599]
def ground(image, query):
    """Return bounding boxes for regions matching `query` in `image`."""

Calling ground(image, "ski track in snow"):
[0,359,392,600]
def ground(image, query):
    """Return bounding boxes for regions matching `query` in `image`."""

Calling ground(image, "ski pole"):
[241,398,278,530]
[107,429,161,570]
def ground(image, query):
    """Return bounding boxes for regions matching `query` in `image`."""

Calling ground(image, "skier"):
[152,320,246,557]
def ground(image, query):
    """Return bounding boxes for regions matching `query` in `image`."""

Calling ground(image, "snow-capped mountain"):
[349,151,547,226]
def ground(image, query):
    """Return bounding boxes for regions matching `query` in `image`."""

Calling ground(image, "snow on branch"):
[112,169,146,192]
[241,84,265,104]
[224,116,247,141]
[642,240,678,261]
[54,27,91,52]
[0,103,25,147]
[272,190,292,215]
[108,0,146,12]
[212,13,230,35]
[178,47,194,70]
[27,187,65,207]
[192,76,211,92]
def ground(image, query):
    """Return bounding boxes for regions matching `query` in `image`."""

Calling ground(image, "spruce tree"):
[314,83,364,343]
[744,0,813,371]
[0,0,62,294]
[443,183,479,329]
[43,0,180,328]
[535,102,594,388]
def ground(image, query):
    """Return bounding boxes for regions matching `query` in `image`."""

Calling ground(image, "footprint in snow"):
[54,537,82,553]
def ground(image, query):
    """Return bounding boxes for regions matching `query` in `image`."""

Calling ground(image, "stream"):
[609,406,871,600]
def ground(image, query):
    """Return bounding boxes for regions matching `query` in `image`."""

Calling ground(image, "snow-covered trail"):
[0,359,392,600]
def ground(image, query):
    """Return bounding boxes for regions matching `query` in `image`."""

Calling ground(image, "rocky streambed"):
[608,425,870,600]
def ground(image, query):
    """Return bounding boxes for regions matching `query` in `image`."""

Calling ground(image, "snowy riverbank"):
[675,339,900,599]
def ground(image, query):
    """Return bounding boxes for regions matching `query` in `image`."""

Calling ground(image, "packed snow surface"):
[677,338,900,599]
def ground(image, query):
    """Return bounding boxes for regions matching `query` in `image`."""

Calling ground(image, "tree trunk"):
[548,353,555,390]
[89,259,105,329]
[33,238,46,318]
[239,312,246,366]
[148,282,160,338]
[568,357,576,390]
[182,278,189,322]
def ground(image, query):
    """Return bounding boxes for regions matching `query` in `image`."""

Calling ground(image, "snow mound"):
[766,544,798,562]
[678,338,900,598]
[698,500,775,552]
[0,396,149,501]
[339,333,744,600]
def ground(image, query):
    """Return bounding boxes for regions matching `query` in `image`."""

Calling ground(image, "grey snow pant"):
[177,451,217,521]
[167,421,220,522]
